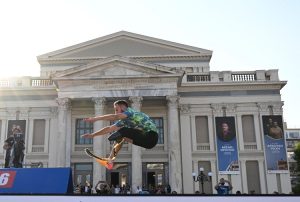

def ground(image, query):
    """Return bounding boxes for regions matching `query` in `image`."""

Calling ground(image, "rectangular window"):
[242,115,256,142]
[288,132,300,139]
[33,119,46,145]
[195,116,209,143]
[151,117,164,144]
[75,119,93,144]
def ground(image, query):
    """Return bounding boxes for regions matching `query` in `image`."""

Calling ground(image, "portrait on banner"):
[262,115,288,173]
[215,117,240,174]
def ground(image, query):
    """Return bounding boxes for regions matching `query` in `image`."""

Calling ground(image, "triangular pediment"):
[53,56,181,79]
[38,31,212,60]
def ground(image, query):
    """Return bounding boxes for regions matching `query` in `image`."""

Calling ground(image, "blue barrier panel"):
[0,168,73,194]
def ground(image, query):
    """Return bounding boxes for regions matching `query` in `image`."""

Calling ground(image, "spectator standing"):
[215,178,233,195]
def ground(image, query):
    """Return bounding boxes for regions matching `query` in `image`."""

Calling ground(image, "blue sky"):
[0,0,299,128]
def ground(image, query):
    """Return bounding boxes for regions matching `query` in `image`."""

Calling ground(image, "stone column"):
[129,96,143,193]
[0,119,7,154]
[56,98,71,167]
[92,97,106,183]
[179,104,193,193]
[258,159,267,194]
[236,115,244,150]
[48,107,58,167]
[240,159,248,193]
[253,112,262,150]
[166,95,182,193]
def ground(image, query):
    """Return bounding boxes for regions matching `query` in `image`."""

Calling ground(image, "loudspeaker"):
[0,168,73,194]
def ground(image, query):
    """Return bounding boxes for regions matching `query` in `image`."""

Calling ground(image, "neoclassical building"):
[0,31,290,194]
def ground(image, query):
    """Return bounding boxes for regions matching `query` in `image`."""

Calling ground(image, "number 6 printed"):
[0,171,16,188]
[0,173,10,185]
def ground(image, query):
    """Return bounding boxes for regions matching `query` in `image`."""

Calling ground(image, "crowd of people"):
[73,182,175,195]
[72,178,289,195]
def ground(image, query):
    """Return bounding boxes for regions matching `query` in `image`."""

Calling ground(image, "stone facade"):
[0,31,290,194]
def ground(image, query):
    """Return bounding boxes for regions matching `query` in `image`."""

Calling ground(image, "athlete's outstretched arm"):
[84,113,127,122]
[81,125,121,138]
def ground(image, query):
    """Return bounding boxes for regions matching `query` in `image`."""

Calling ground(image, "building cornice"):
[38,54,212,65]
[179,81,286,92]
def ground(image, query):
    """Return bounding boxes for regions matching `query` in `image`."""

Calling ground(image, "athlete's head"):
[114,100,129,113]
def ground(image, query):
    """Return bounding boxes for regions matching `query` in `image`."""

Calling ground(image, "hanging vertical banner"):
[5,120,26,168]
[215,117,239,174]
[262,115,288,173]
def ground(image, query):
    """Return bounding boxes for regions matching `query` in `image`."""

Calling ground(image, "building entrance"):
[107,163,130,187]
[143,163,167,189]
[110,172,119,187]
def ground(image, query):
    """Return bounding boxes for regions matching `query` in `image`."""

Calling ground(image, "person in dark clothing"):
[3,137,14,168]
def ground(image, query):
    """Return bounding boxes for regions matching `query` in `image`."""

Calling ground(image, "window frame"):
[151,117,164,144]
[75,118,93,145]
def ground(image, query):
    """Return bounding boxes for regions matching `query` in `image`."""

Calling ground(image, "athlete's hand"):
[83,117,95,122]
[81,134,94,139]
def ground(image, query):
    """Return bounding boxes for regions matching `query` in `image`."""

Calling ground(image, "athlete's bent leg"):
[109,138,125,160]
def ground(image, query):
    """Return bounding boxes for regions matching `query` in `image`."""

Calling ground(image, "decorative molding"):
[5,109,17,117]
[50,107,58,117]
[270,101,284,113]
[180,83,285,91]
[210,104,223,114]
[56,98,71,110]
[57,77,179,91]
[166,95,180,108]
[129,96,143,110]
[3,108,30,118]
[210,103,236,115]
[179,104,191,113]
[38,55,212,64]
[256,102,283,113]
[224,103,237,113]
[19,107,31,118]
[92,97,106,110]
[256,102,269,113]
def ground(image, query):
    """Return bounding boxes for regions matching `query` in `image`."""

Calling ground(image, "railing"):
[183,69,280,83]
[187,75,211,82]
[31,79,53,87]
[31,145,45,153]
[244,143,258,150]
[197,143,210,151]
[231,73,256,82]
[0,77,54,88]
[0,80,10,87]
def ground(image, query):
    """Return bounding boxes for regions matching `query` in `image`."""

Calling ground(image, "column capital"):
[129,96,143,103]
[92,97,106,106]
[256,102,271,113]
[56,98,71,110]
[166,95,179,108]
[129,96,143,110]
[18,107,31,116]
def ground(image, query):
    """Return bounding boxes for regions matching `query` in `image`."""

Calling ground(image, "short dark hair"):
[114,100,129,108]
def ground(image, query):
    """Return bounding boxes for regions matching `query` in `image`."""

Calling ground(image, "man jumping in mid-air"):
[81,100,158,169]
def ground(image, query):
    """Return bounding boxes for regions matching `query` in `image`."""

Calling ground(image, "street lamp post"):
[192,167,212,194]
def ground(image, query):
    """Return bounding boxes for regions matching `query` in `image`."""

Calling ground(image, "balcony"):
[182,69,280,83]
[0,77,54,88]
